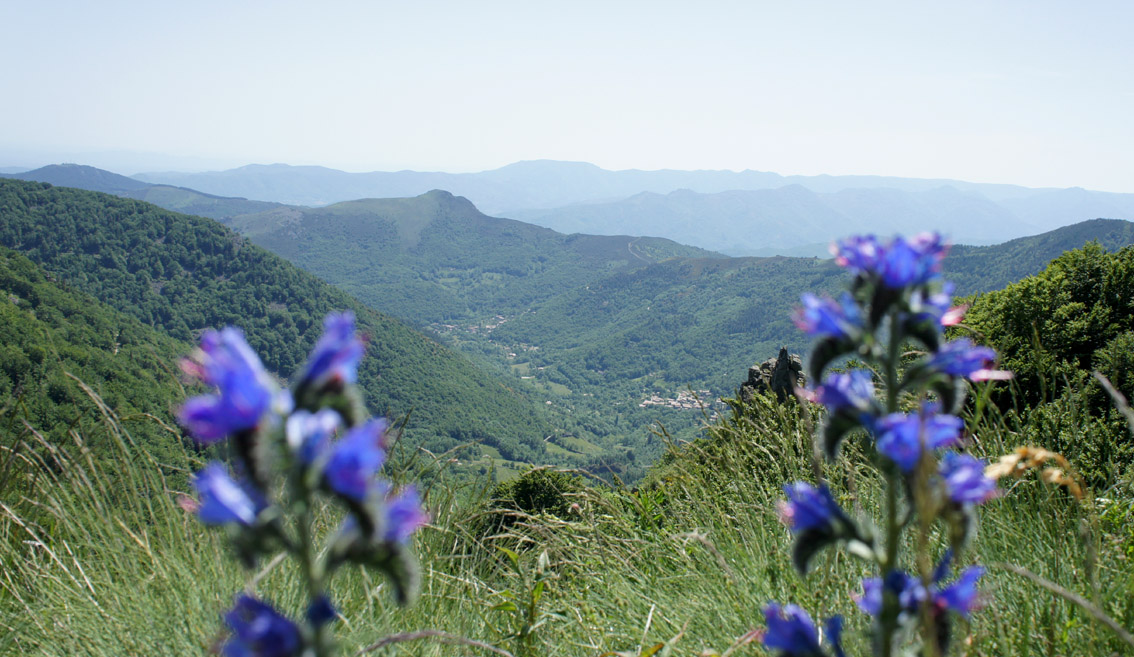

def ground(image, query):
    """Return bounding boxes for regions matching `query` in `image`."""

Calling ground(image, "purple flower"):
[935,565,985,617]
[831,235,883,272]
[778,482,847,533]
[285,409,341,465]
[193,463,266,526]
[909,282,955,325]
[179,328,275,443]
[763,603,843,657]
[832,233,947,289]
[928,338,998,379]
[878,233,947,288]
[816,370,876,413]
[793,293,863,340]
[874,404,963,473]
[857,556,984,621]
[222,595,301,657]
[384,486,429,543]
[306,595,337,627]
[301,312,364,388]
[856,571,927,617]
[763,603,822,656]
[324,419,388,502]
[939,452,997,505]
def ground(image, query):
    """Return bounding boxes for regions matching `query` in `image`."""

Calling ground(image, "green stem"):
[880,310,903,657]
[297,499,329,655]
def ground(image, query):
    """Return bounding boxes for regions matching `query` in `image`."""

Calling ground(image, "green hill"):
[0,245,192,473]
[228,190,721,325]
[2,163,150,193]
[222,189,1134,478]
[121,184,282,221]
[0,178,567,462]
[2,164,285,222]
[945,218,1134,294]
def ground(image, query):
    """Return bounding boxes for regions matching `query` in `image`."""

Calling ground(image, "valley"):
[4,166,1134,482]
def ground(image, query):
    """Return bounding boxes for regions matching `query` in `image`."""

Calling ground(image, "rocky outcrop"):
[740,347,805,402]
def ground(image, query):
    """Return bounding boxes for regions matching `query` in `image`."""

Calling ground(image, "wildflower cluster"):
[180,312,427,657]
[769,234,1007,656]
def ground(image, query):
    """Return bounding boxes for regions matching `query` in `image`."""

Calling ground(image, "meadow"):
[2,381,1130,656]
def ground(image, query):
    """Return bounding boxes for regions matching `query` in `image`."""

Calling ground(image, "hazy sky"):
[2,1,1132,191]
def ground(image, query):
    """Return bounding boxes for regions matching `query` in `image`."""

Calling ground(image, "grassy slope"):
[2,390,1129,656]
[0,179,562,462]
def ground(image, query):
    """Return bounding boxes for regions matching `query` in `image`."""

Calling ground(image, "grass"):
[1,388,1132,656]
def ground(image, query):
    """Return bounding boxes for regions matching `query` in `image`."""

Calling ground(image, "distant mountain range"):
[1,163,282,220]
[123,160,1134,255]
[3,168,1132,480]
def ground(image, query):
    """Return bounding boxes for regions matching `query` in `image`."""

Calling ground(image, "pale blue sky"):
[2,1,1131,191]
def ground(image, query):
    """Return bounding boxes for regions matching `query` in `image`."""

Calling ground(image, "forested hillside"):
[945,218,1134,294]
[227,190,719,324]
[0,179,569,463]
[0,246,192,472]
[3,164,284,221]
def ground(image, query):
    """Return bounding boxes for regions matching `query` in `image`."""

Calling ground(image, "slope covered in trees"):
[960,242,1134,484]
[0,179,566,462]
[0,246,193,474]
[227,190,720,325]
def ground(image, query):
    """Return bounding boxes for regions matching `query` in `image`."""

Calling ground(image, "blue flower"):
[779,482,848,533]
[939,452,997,505]
[306,595,337,627]
[193,463,266,526]
[763,603,822,656]
[832,233,947,288]
[301,311,365,389]
[856,571,927,617]
[831,235,883,273]
[908,282,955,326]
[285,409,341,465]
[816,370,876,413]
[325,419,388,502]
[179,328,275,443]
[879,233,947,288]
[793,293,863,339]
[763,603,843,657]
[935,565,985,617]
[856,556,984,621]
[222,595,302,657]
[874,403,963,472]
[927,338,999,379]
[384,486,429,544]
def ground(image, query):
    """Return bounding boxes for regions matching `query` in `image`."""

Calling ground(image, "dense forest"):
[0,179,572,464]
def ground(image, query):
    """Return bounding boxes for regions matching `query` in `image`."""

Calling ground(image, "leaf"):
[929,376,968,415]
[382,547,421,606]
[809,337,854,382]
[901,314,941,352]
[792,527,838,575]
[496,546,521,573]
[822,413,864,461]
[491,601,519,612]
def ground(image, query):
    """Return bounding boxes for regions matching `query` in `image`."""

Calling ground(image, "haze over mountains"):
[120,160,1134,255]
[3,164,1134,479]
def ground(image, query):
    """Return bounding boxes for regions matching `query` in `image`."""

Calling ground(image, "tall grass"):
[2,386,1131,655]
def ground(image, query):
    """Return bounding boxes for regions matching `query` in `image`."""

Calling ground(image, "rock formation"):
[740,347,805,402]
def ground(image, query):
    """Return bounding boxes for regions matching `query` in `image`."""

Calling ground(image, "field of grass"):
[2,388,1132,656]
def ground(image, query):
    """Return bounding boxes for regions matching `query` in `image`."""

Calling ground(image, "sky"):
[1,0,1132,191]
